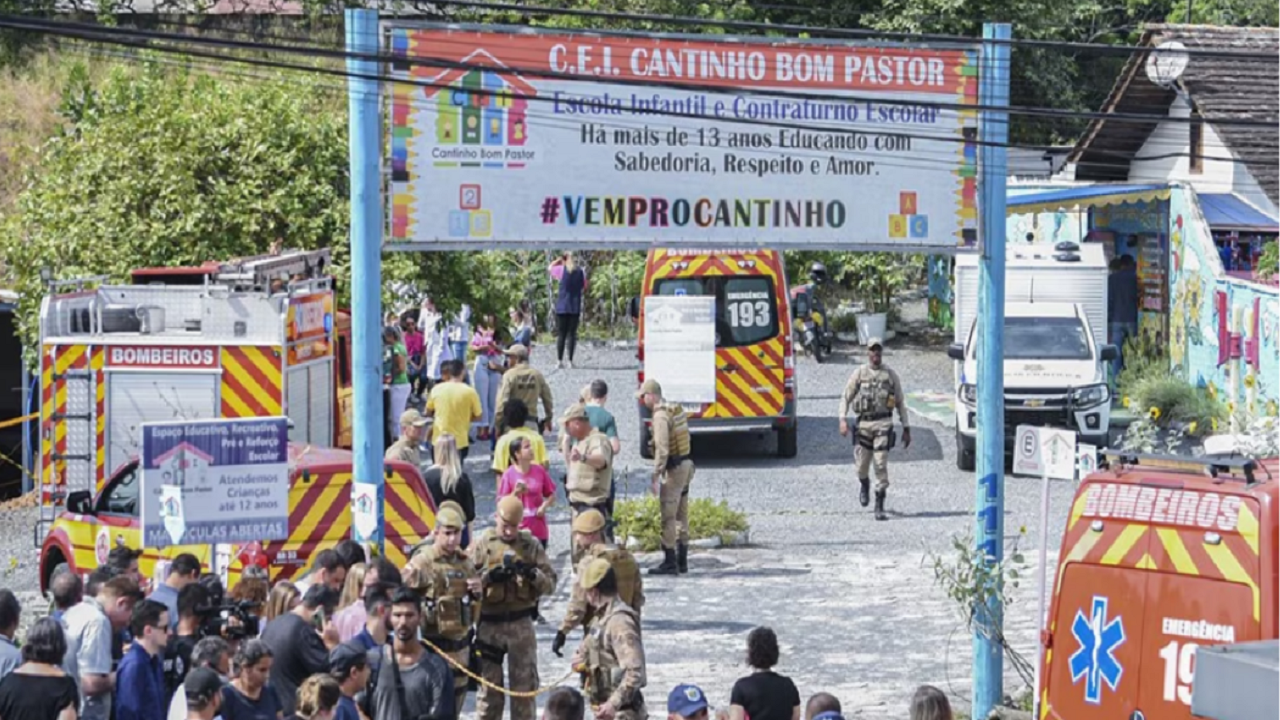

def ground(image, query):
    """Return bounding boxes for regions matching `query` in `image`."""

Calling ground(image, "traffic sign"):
[1013,425,1078,480]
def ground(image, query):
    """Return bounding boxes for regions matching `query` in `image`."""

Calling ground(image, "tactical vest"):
[409,547,476,641]
[853,366,897,416]
[479,532,540,611]
[585,600,641,706]
[588,544,642,613]
[567,431,612,503]
[654,403,692,457]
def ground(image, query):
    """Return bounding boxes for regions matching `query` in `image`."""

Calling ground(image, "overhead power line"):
[7,15,1277,131]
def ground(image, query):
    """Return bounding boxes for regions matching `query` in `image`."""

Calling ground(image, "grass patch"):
[614,496,748,552]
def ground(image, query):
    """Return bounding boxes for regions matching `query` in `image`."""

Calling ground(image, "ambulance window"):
[654,279,705,297]
[720,277,777,346]
[99,465,139,516]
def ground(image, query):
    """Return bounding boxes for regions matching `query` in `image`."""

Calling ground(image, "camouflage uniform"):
[385,436,422,467]
[566,429,615,563]
[406,539,478,719]
[838,354,908,519]
[580,597,647,720]
[469,527,557,720]
[561,543,644,636]
[495,357,554,433]
[648,402,694,574]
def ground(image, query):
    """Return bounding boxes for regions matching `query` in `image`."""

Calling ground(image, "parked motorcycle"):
[790,262,835,362]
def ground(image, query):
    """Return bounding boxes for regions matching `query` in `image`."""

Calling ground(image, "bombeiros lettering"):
[110,346,217,367]
[1081,482,1242,532]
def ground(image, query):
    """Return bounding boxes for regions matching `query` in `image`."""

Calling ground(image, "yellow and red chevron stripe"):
[41,344,89,504]
[221,346,283,418]
[703,343,786,419]
[1057,489,1264,621]
[92,347,105,492]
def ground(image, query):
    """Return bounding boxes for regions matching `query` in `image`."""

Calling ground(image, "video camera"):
[199,600,262,641]
[484,551,536,584]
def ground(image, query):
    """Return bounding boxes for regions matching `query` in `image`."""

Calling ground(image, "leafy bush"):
[1259,240,1277,280]
[613,496,748,552]
[1115,332,1167,401]
[1125,375,1224,431]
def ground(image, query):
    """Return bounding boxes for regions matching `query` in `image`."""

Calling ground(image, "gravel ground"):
[1,299,1085,719]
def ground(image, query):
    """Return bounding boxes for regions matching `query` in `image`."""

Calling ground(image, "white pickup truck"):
[949,301,1117,470]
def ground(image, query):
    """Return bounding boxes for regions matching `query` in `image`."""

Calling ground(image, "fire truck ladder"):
[38,342,99,543]
[213,249,332,291]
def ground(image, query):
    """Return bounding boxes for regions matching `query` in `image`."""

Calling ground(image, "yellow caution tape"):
[420,635,577,699]
[0,413,37,431]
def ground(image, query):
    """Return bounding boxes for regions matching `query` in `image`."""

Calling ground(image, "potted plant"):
[847,253,913,344]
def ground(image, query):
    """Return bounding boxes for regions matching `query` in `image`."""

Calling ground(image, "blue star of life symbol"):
[1069,595,1126,704]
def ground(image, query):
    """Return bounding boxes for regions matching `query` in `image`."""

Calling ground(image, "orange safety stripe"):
[92,348,105,491]
[221,347,283,417]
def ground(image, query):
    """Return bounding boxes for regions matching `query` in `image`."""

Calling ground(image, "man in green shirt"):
[584,379,621,540]
[384,326,412,442]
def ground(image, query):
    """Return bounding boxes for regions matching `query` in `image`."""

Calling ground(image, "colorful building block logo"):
[889,191,929,240]
[426,50,535,169]
[450,184,493,239]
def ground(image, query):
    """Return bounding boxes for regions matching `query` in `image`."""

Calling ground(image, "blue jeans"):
[1109,321,1138,378]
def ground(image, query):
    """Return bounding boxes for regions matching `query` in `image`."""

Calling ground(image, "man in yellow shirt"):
[426,359,483,459]
[492,399,549,473]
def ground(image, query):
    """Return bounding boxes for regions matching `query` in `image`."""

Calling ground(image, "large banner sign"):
[385,26,978,250]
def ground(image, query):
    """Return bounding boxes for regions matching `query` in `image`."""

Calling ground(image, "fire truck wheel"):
[777,426,798,458]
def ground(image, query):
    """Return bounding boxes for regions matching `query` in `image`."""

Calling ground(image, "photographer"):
[164,583,211,702]
[261,585,340,716]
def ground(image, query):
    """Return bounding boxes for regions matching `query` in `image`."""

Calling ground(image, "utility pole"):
[346,8,385,554]
[973,21,1011,720]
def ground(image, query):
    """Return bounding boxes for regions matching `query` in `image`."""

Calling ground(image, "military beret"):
[436,501,465,529]
[572,509,606,534]
[581,557,612,590]
[497,494,525,526]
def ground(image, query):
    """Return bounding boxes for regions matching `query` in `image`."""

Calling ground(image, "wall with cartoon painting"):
[1169,185,1279,419]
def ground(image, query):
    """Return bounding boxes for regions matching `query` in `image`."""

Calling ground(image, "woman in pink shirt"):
[497,437,557,548]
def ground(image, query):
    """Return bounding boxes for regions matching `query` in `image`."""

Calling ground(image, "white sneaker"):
[555,361,564,370]
[566,360,574,370]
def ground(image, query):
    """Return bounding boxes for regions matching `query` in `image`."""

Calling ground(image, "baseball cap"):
[329,642,368,676]
[504,344,529,360]
[435,501,465,530]
[497,495,525,525]
[400,409,429,427]
[635,378,662,399]
[184,667,224,705]
[668,684,709,716]
[571,509,606,534]
[866,337,883,350]
[581,557,612,589]
[561,403,588,424]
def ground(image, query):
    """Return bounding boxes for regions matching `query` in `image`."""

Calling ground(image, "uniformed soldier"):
[469,495,558,720]
[636,379,694,576]
[494,345,554,435]
[386,409,429,467]
[404,501,481,719]
[552,509,643,658]
[562,403,614,561]
[571,558,647,720]
[838,337,911,521]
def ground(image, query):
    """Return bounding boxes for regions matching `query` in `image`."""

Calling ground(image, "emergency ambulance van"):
[636,249,797,458]
[1039,451,1278,720]
[38,444,436,592]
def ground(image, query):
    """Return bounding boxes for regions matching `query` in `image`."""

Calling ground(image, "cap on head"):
[328,642,366,676]
[561,403,589,424]
[571,509,606,534]
[497,495,525,526]
[667,684,709,716]
[866,337,883,351]
[435,501,465,530]
[635,378,662,399]
[400,409,430,427]
[184,667,224,704]
[581,557,612,589]
[504,344,529,360]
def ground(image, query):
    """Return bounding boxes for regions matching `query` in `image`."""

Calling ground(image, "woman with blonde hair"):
[337,563,366,611]
[294,674,342,720]
[263,581,300,623]
[422,433,476,547]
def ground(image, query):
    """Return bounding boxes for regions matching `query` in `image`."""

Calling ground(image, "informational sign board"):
[642,295,716,404]
[384,25,979,250]
[1013,425,1078,480]
[140,418,290,548]
[1076,443,1098,480]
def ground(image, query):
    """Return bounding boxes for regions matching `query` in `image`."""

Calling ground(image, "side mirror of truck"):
[947,343,965,361]
[1099,344,1119,362]
[67,490,93,515]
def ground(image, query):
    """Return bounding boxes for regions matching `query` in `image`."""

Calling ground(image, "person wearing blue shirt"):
[148,553,201,632]
[116,599,170,720]
[1107,254,1140,377]
[328,643,370,720]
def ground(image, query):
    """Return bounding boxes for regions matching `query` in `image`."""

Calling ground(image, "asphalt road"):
[461,332,1082,720]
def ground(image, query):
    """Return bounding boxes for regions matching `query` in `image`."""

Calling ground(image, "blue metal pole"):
[973,21,1011,720]
[347,8,385,553]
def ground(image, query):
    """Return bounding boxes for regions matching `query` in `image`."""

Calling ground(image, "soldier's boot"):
[677,542,688,574]
[874,490,888,521]
[858,477,871,507]
[649,548,679,575]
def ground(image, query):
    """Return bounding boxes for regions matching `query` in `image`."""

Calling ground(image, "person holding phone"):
[497,437,557,548]
[259,586,340,717]
[549,252,587,369]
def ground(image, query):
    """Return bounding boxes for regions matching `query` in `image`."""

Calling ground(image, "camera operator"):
[166,637,231,720]
[163,583,211,702]
[261,585,340,716]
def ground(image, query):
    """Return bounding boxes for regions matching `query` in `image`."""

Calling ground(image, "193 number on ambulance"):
[728,300,769,328]
[1158,640,1197,705]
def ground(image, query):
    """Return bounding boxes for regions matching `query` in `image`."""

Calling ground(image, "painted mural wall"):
[1169,185,1279,419]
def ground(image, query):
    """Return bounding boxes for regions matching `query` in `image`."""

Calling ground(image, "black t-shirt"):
[259,613,329,715]
[422,468,476,523]
[0,671,79,720]
[221,683,283,720]
[163,633,200,700]
[729,671,800,720]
